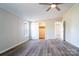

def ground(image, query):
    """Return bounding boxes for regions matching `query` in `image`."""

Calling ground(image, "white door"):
[55,21,63,40]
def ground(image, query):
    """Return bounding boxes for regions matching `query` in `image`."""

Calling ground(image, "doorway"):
[30,22,45,40]
[39,22,45,39]
[31,22,39,39]
[55,21,64,40]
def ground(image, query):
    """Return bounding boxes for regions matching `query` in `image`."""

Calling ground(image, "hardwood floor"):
[1,39,79,56]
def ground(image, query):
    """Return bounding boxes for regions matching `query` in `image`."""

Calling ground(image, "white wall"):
[0,8,29,54]
[63,4,79,48]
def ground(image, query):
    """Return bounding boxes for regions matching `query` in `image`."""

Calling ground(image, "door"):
[39,22,45,39]
[55,21,64,40]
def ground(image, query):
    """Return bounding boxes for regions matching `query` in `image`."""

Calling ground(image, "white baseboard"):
[0,39,29,54]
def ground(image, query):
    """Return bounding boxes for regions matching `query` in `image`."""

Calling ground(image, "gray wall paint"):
[0,8,29,53]
[63,4,79,48]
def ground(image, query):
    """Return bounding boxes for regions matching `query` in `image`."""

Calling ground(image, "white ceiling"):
[0,3,73,21]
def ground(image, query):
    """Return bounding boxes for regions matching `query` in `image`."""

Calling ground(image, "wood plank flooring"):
[1,39,79,56]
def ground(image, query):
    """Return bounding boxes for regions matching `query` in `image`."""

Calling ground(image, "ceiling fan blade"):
[46,7,51,11]
[56,6,60,11]
[39,3,52,5]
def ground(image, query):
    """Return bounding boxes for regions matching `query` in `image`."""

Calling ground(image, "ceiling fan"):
[39,3,62,12]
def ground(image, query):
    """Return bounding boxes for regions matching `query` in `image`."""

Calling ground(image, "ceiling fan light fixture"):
[51,4,56,8]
